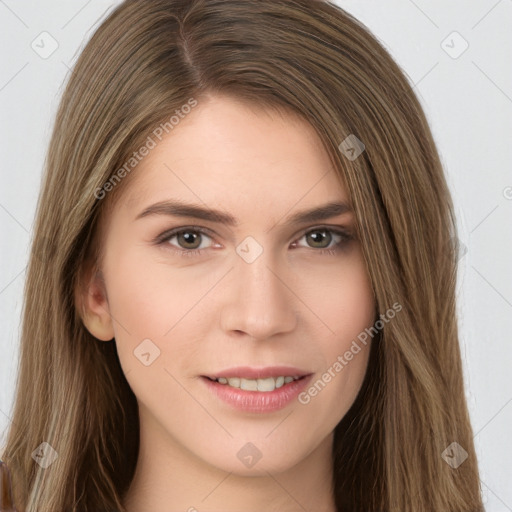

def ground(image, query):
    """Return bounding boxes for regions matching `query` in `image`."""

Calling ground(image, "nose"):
[220,246,297,341]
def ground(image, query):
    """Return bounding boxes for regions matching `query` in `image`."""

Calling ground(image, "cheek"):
[104,244,208,334]
[305,250,375,346]
[297,255,375,418]
[102,246,223,378]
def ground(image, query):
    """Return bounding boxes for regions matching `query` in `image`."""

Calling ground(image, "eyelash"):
[153,225,353,258]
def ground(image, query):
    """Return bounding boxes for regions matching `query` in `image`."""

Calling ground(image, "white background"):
[1,1,511,510]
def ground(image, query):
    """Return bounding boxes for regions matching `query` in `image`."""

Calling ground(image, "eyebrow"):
[134,199,353,227]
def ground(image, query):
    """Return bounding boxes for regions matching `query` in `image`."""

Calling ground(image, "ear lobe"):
[76,266,115,342]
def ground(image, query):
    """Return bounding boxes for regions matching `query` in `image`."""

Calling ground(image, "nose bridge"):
[221,237,297,339]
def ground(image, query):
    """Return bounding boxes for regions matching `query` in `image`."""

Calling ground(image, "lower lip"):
[201,375,313,413]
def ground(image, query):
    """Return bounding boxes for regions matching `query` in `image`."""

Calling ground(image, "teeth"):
[227,377,240,388]
[240,378,258,391]
[213,375,302,392]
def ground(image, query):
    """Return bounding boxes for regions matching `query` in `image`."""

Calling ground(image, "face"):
[82,94,376,476]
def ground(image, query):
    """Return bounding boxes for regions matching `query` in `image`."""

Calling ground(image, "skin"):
[80,94,376,512]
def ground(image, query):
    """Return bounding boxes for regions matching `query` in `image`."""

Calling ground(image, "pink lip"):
[204,366,311,380]
[201,374,313,413]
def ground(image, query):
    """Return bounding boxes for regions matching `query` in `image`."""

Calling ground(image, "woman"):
[1,0,484,510]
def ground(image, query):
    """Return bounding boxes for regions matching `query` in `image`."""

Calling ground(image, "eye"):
[292,227,353,255]
[155,226,215,256]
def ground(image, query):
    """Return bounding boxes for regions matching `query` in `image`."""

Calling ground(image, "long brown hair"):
[1,0,483,510]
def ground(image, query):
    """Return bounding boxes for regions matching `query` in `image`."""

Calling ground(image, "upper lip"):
[203,366,312,380]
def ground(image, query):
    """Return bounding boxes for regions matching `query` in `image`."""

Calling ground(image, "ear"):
[75,263,115,342]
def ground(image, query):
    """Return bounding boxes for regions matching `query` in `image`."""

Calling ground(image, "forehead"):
[121,95,348,213]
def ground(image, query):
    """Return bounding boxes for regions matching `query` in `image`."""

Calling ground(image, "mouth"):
[200,371,314,413]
